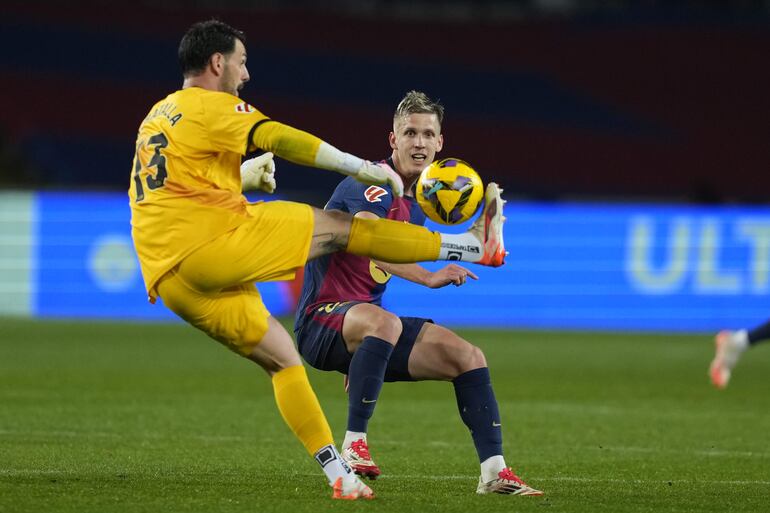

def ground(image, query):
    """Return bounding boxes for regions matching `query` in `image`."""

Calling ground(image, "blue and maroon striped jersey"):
[294,159,426,331]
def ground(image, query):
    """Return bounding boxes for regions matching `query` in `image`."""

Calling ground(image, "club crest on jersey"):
[364,186,388,203]
[234,102,256,113]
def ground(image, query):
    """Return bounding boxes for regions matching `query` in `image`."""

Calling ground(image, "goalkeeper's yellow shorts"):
[156,200,313,355]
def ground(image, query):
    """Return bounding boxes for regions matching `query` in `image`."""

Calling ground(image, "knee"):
[466,344,487,370]
[368,311,403,344]
[451,343,487,376]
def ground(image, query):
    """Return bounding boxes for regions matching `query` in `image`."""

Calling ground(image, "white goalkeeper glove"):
[314,142,404,197]
[355,160,404,197]
[240,152,276,193]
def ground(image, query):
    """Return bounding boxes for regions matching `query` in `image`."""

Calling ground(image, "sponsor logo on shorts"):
[317,301,351,314]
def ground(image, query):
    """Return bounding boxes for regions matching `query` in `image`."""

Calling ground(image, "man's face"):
[389,113,444,179]
[220,39,250,96]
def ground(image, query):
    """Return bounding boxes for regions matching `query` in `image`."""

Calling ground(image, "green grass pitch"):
[1,318,768,512]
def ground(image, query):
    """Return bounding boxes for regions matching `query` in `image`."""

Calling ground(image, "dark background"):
[1,0,768,205]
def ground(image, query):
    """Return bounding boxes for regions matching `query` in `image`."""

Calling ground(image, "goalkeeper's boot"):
[469,182,507,267]
[709,330,748,389]
[331,475,374,500]
[341,439,381,480]
[476,467,543,496]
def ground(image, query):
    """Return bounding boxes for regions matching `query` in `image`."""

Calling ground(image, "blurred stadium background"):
[3,3,770,512]
[1,0,770,330]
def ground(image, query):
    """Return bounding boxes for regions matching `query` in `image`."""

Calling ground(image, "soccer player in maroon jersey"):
[290,91,542,496]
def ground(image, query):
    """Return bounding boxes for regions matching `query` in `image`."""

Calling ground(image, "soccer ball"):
[416,158,484,225]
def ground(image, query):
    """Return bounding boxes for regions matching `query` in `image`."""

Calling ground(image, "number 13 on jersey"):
[132,132,169,202]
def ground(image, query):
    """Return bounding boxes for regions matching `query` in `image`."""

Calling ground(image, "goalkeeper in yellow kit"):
[129,19,506,500]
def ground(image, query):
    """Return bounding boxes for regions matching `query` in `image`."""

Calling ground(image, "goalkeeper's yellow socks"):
[346,216,489,264]
[272,365,352,485]
[272,365,333,455]
[346,216,440,262]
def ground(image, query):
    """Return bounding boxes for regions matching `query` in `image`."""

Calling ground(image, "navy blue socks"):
[453,367,503,462]
[347,336,394,433]
[748,320,770,346]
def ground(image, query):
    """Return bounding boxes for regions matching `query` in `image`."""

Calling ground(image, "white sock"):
[314,444,353,485]
[343,431,367,450]
[480,455,507,483]
[733,329,749,350]
[438,233,482,263]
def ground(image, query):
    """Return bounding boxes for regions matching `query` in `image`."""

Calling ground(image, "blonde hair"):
[394,90,444,125]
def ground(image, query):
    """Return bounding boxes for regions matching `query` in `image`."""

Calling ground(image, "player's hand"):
[355,161,404,197]
[241,152,276,193]
[426,264,478,288]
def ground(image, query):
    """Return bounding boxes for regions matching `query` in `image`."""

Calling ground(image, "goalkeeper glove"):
[240,152,276,193]
[314,142,404,197]
[355,161,404,197]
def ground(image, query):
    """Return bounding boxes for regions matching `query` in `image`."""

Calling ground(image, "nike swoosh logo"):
[362,398,377,404]
[492,422,502,427]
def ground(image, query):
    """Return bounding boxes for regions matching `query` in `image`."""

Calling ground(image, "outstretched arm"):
[375,259,477,288]
[250,121,403,195]
[354,212,477,288]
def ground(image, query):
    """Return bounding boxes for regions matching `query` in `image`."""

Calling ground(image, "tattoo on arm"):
[313,232,346,252]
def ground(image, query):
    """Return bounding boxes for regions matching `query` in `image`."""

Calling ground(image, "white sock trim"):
[439,233,482,263]
[733,329,749,349]
[343,431,367,450]
[314,444,352,485]
[480,455,506,483]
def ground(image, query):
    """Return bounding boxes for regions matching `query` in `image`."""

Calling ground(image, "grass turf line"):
[1,318,768,512]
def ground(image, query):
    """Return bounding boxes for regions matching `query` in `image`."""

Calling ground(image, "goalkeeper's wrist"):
[314,142,364,177]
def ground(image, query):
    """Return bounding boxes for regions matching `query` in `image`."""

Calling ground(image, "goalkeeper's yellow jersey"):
[129,87,270,300]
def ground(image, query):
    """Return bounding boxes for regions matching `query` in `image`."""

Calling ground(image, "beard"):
[221,69,241,96]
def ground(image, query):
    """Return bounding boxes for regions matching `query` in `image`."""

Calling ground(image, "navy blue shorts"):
[295,301,431,382]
